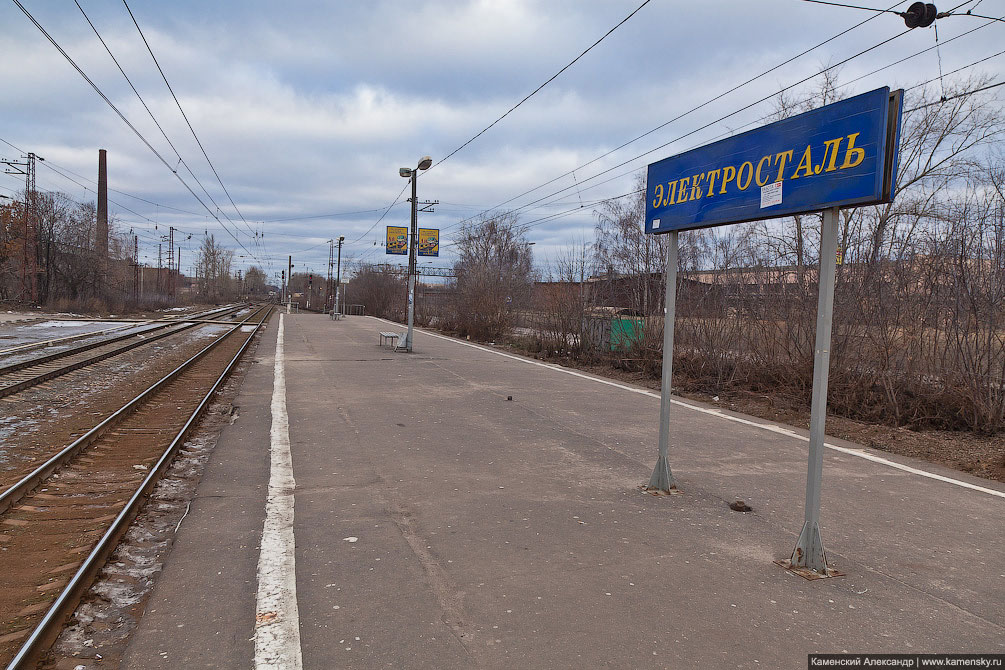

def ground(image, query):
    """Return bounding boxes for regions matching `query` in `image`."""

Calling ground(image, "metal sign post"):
[784,206,840,575]
[647,231,679,492]
[642,87,903,577]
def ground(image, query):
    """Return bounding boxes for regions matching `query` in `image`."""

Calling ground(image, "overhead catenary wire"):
[432,0,654,170]
[444,20,917,237]
[834,14,1000,91]
[439,1,908,235]
[121,0,259,242]
[457,42,1005,254]
[11,3,999,270]
[945,12,1005,23]
[438,189,645,254]
[74,0,240,237]
[904,79,1005,111]
[437,8,1005,240]
[349,181,411,244]
[8,139,213,232]
[519,21,1005,219]
[0,137,206,216]
[261,208,390,223]
[439,6,1004,246]
[10,0,264,265]
[903,45,1005,93]
[800,0,901,14]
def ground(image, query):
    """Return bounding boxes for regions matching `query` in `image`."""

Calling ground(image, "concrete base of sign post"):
[643,454,678,494]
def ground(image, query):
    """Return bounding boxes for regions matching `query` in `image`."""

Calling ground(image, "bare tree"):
[451,213,535,340]
[195,234,235,302]
[245,265,267,296]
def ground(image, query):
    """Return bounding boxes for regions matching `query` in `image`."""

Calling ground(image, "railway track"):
[0,304,272,669]
[0,305,245,399]
[0,305,240,358]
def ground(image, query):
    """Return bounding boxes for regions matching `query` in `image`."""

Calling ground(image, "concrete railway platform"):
[119,312,1004,669]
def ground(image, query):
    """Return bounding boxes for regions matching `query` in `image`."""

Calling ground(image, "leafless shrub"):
[344,262,406,321]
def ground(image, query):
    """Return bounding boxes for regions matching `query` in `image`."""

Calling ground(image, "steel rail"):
[0,303,269,514]
[34,316,247,324]
[0,322,138,356]
[4,304,272,670]
[0,305,239,357]
[0,304,238,375]
[0,306,247,399]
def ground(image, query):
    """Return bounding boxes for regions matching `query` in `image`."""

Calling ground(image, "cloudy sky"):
[2,0,1002,281]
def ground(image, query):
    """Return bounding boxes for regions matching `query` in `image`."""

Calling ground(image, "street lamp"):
[399,155,432,351]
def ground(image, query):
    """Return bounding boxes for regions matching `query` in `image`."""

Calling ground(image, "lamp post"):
[399,155,432,352]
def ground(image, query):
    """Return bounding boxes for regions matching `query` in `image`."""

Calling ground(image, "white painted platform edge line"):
[374,317,1005,501]
[255,313,304,670]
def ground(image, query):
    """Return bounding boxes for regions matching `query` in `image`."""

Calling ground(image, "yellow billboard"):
[418,228,439,257]
[386,226,407,255]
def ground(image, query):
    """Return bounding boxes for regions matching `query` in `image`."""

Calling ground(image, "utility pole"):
[335,236,343,319]
[281,270,286,304]
[287,255,293,313]
[168,227,175,302]
[26,153,38,304]
[2,152,41,303]
[177,247,181,297]
[157,243,163,296]
[97,150,108,291]
[133,235,139,300]
[326,239,334,312]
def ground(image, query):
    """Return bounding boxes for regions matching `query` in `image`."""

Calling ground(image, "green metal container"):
[610,316,644,352]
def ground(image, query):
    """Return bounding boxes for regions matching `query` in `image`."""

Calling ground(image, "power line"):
[432,0,654,169]
[11,0,263,264]
[349,181,411,244]
[446,19,915,236]
[905,46,1005,92]
[801,0,900,14]
[947,12,1005,23]
[74,1,234,231]
[121,0,258,242]
[904,79,1005,111]
[835,14,1000,90]
[261,208,390,223]
[550,18,1005,213]
[0,137,206,216]
[446,4,1005,242]
[440,1,907,234]
[39,161,159,225]
[439,189,644,253]
[451,24,1004,245]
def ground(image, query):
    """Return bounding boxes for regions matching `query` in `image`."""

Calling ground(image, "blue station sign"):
[645,87,903,233]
